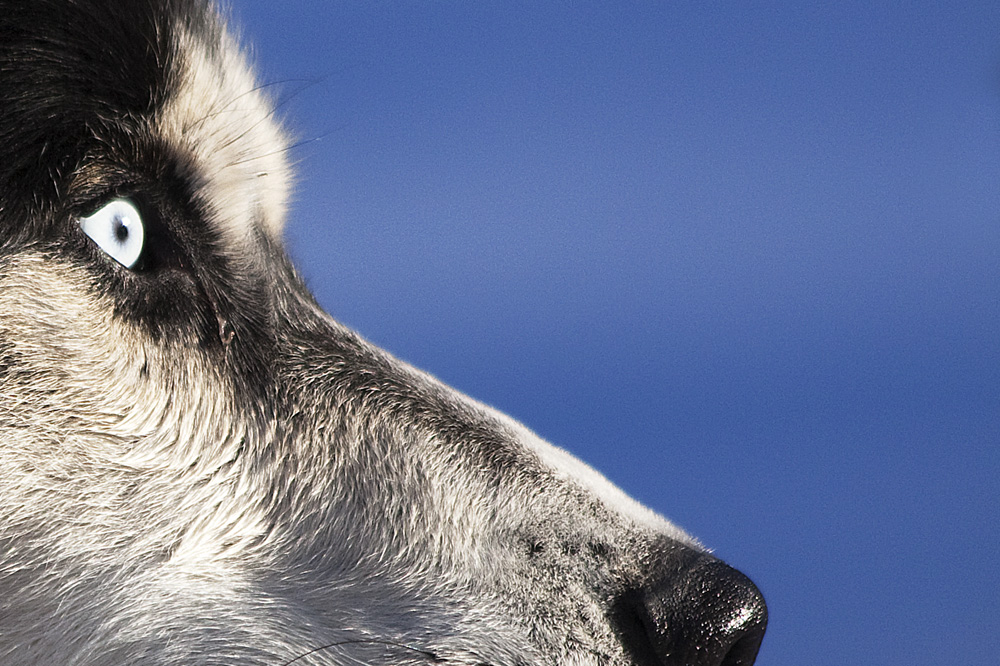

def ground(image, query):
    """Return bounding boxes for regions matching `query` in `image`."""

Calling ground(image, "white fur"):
[0,2,765,664]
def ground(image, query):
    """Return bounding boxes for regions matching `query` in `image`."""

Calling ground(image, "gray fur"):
[0,2,765,664]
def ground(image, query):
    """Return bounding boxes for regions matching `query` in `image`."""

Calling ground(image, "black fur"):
[0,2,767,664]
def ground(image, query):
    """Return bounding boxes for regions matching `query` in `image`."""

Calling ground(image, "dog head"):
[0,1,766,664]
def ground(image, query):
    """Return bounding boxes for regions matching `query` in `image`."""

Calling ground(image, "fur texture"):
[0,2,766,664]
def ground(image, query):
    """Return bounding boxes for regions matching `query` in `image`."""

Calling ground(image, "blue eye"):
[79,199,145,269]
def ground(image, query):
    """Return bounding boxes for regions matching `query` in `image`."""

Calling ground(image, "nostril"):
[611,558,767,666]
[719,632,765,666]
[609,588,668,666]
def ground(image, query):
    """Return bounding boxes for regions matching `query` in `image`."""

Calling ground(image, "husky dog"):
[0,1,766,664]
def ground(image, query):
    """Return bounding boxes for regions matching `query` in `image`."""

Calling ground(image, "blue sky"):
[232,2,999,664]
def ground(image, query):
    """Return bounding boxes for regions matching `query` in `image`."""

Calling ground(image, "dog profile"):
[0,1,766,664]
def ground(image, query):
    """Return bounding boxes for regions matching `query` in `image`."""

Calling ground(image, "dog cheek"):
[0,256,168,421]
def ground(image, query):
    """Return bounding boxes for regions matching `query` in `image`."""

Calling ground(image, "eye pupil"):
[114,218,130,242]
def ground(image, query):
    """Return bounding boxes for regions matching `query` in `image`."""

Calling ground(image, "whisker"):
[223,130,346,170]
[281,638,444,666]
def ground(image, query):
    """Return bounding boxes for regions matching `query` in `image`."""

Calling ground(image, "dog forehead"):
[155,14,292,243]
[0,0,289,243]
[0,0,167,207]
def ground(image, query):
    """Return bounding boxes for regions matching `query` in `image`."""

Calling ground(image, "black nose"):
[612,556,768,666]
